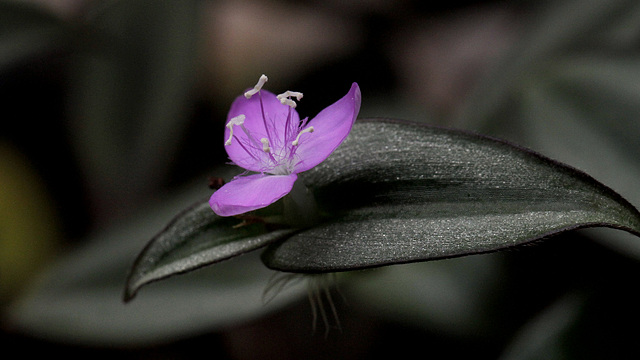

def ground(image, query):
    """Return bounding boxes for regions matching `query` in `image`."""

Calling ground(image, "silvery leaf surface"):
[262,119,640,272]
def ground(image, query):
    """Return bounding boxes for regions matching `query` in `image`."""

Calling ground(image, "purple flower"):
[209,75,361,217]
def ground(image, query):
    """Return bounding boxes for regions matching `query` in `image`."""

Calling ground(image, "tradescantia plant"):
[124,75,640,301]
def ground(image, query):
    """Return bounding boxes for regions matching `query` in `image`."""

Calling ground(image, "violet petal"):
[209,173,298,216]
[293,83,361,173]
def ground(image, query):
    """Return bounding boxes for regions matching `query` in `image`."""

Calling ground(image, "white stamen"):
[277,91,304,108]
[281,98,297,108]
[279,98,297,108]
[225,114,246,145]
[260,138,271,153]
[278,91,303,101]
[244,74,268,99]
[292,126,314,146]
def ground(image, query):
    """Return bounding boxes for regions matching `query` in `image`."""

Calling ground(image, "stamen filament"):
[284,107,292,146]
[225,114,246,146]
[259,90,275,149]
[244,74,268,99]
[260,138,271,153]
[292,126,314,146]
[260,136,278,164]
[234,136,260,162]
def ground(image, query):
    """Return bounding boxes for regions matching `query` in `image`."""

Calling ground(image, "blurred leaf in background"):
[0,0,77,305]
[6,178,306,346]
[0,0,74,69]
[66,0,200,222]
[0,142,61,304]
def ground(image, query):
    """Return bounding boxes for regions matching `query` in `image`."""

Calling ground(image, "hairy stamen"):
[244,74,268,99]
[292,126,314,146]
[225,114,246,146]
[277,90,304,108]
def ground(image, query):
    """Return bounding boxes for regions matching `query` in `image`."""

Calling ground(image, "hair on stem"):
[263,272,345,337]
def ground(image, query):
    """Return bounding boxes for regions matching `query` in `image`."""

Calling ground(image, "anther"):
[225,114,246,145]
[277,91,304,108]
[260,138,271,153]
[244,74,268,99]
[277,91,303,101]
[292,126,314,146]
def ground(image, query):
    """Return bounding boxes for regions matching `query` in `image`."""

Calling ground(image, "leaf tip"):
[122,276,140,303]
[122,287,135,303]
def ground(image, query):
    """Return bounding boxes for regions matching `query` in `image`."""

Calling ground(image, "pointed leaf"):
[262,119,640,272]
[124,199,296,301]
[515,55,640,257]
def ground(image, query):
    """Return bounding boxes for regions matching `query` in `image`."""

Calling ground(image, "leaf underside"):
[261,119,640,272]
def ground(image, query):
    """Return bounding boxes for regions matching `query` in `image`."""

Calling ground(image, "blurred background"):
[2,0,640,358]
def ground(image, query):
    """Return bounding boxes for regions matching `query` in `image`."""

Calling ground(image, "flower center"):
[225,75,316,175]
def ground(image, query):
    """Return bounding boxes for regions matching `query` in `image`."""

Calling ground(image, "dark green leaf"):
[514,55,640,253]
[455,1,640,258]
[124,199,296,301]
[261,119,640,272]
